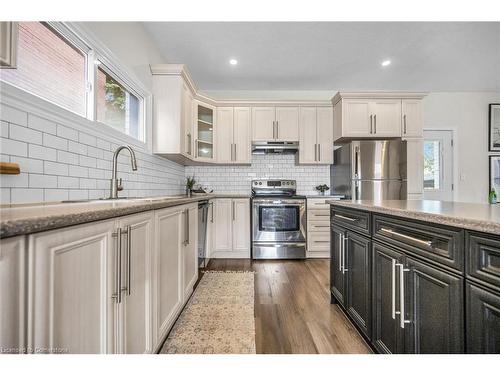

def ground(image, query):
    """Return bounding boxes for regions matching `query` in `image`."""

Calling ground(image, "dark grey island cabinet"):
[330,203,500,354]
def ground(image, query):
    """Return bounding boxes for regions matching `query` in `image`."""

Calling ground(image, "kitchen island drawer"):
[373,215,464,272]
[331,207,370,236]
[467,231,500,289]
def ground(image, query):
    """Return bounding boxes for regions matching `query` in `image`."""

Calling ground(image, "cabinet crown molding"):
[332,91,428,105]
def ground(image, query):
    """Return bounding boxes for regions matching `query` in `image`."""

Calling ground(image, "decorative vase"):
[319,191,326,196]
[186,188,192,198]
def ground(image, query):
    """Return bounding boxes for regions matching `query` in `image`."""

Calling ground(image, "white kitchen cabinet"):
[212,198,250,258]
[0,236,26,353]
[0,22,18,68]
[402,99,423,138]
[194,101,216,162]
[216,107,251,164]
[299,107,333,164]
[332,92,426,142]
[275,107,299,141]
[306,198,331,258]
[182,204,198,301]
[115,212,154,354]
[28,220,117,354]
[153,205,183,351]
[182,84,195,158]
[252,107,275,141]
[406,138,424,198]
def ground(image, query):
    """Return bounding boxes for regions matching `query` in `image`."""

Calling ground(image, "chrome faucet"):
[109,145,138,199]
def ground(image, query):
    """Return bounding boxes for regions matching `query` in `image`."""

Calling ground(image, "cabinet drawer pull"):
[313,225,330,228]
[334,213,358,222]
[313,240,330,243]
[397,263,411,328]
[379,227,433,248]
[183,209,190,245]
[403,114,407,134]
[342,234,348,273]
[338,233,343,272]
[391,259,398,320]
[126,225,131,296]
[112,228,122,304]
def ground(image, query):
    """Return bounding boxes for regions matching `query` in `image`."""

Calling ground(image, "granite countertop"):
[328,199,500,235]
[0,194,250,239]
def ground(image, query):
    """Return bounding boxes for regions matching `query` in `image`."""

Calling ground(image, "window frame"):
[0,21,152,150]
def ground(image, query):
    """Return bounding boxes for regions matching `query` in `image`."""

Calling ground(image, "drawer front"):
[331,207,370,236]
[307,198,329,209]
[373,215,464,272]
[308,232,330,251]
[308,221,331,232]
[467,231,500,289]
[308,209,330,220]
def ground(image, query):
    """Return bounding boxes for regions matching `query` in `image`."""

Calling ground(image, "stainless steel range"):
[251,179,306,259]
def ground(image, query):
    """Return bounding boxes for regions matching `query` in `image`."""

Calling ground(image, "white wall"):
[423,92,500,203]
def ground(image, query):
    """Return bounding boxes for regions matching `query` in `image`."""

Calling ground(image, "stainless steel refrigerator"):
[330,140,407,200]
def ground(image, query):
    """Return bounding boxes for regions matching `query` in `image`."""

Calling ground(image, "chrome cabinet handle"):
[276,121,279,139]
[342,234,348,273]
[313,225,330,228]
[374,114,377,134]
[379,227,433,248]
[313,240,330,243]
[334,213,358,222]
[338,233,343,272]
[397,263,411,328]
[187,133,191,155]
[232,201,235,221]
[403,114,407,134]
[392,259,398,319]
[234,143,237,161]
[210,202,214,223]
[112,228,122,303]
[183,209,189,245]
[272,121,276,139]
[125,225,131,296]
[314,144,317,162]
[370,115,373,134]
[195,139,199,158]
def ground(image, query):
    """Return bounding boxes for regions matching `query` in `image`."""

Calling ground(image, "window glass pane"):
[423,140,441,190]
[96,66,141,140]
[0,22,86,116]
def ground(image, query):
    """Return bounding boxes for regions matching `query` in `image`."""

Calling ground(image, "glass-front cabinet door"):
[194,101,215,162]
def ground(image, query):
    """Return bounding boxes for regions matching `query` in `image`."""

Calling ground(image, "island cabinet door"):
[466,282,500,354]
[344,231,372,338]
[330,226,346,306]
[372,242,405,354]
[403,257,464,354]
[28,220,117,354]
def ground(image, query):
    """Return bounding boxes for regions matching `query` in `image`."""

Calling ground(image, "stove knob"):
[259,182,262,185]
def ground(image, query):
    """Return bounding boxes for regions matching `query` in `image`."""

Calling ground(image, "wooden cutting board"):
[0,162,20,174]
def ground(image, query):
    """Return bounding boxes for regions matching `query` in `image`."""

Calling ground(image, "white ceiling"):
[143,22,500,92]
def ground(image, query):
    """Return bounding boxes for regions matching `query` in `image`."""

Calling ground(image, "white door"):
[252,107,275,141]
[0,236,26,353]
[316,107,334,164]
[182,204,198,301]
[423,130,454,201]
[216,107,234,163]
[299,107,318,164]
[182,83,194,158]
[213,198,232,253]
[116,212,154,354]
[275,107,299,141]
[402,99,423,138]
[233,107,252,164]
[371,99,401,137]
[28,220,116,354]
[342,99,373,137]
[153,206,183,351]
[232,199,250,255]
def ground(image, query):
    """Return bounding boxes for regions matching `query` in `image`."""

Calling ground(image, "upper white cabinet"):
[299,106,333,164]
[252,106,299,142]
[0,22,18,68]
[28,220,117,354]
[194,101,216,162]
[332,92,426,142]
[0,236,26,353]
[216,107,251,164]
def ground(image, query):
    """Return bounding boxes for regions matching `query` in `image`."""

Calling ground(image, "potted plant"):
[186,176,196,197]
[315,184,330,196]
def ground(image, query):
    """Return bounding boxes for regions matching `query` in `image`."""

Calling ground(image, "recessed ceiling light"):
[381,60,391,67]
[229,59,238,66]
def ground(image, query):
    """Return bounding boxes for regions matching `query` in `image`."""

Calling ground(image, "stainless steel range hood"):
[252,141,299,154]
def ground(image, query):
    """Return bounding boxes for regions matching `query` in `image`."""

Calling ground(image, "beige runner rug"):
[160,271,256,354]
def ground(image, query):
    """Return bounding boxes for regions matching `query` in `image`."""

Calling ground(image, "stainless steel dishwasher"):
[198,200,209,268]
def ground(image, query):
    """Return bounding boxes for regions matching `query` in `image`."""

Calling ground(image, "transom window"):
[0,22,146,142]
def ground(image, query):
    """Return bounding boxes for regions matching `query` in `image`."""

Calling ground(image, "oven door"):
[252,198,306,242]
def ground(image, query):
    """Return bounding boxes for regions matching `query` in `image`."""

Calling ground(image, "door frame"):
[422,127,458,202]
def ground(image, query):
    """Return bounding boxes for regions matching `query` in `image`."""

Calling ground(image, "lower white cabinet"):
[152,203,198,352]
[28,220,117,354]
[0,236,26,353]
[212,198,250,258]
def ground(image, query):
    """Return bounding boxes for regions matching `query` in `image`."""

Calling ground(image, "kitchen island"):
[328,199,500,354]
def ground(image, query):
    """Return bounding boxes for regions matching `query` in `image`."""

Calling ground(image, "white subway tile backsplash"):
[28,114,57,135]
[1,121,9,138]
[9,123,43,145]
[57,150,79,165]
[11,188,44,204]
[43,133,68,151]
[68,189,89,200]
[0,104,28,126]
[68,165,89,178]
[79,132,97,147]
[68,140,88,155]
[1,137,28,157]
[44,161,69,176]
[57,124,79,140]
[0,173,29,188]
[28,144,57,161]
[44,189,69,202]
[29,174,58,189]
[79,155,97,168]
[0,188,11,204]
[57,176,79,189]
[10,156,44,174]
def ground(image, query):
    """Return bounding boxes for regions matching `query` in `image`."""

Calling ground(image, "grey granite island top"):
[0,194,250,239]
[327,200,500,235]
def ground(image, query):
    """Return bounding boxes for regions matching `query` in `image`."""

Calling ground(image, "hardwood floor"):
[204,259,372,354]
